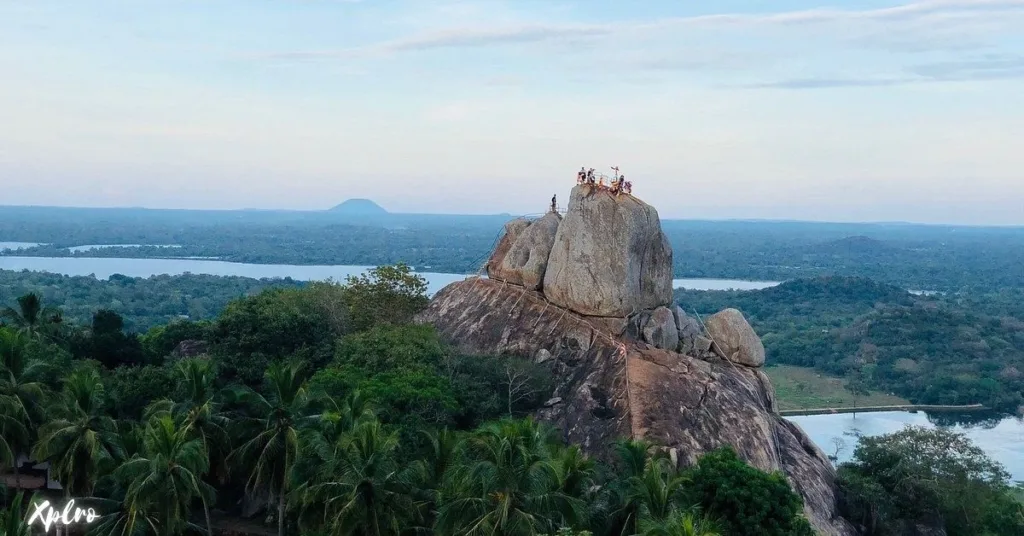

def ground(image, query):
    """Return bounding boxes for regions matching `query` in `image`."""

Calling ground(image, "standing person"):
[550,194,557,213]
[577,167,586,184]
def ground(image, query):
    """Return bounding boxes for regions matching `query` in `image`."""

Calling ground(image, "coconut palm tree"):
[115,416,216,536]
[0,328,49,488]
[0,399,29,488]
[0,491,37,536]
[549,445,597,504]
[435,418,588,536]
[636,510,720,536]
[602,440,662,536]
[32,368,123,496]
[298,419,419,536]
[1,292,62,340]
[146,359,230,478]
[410,427,463,500]
[627,459,688,524]
[228,359,330,536]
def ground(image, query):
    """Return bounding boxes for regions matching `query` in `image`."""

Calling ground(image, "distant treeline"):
[3,206,1024,291]
[676,277,1024,414]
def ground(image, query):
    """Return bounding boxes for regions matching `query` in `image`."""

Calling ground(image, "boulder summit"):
[543,185,673,317]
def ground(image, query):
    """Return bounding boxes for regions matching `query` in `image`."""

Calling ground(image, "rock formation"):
[417,187,855,536]
[486,218,531,280]
[488,212,561,290]
[641,306,679,351]
[705,308,766,367]
[543,185,673,317]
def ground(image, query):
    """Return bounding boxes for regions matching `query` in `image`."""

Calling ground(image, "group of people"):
[576,166,633,195]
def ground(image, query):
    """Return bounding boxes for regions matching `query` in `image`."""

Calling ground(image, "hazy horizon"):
[4,199,1024,228]
[2,0,1022,225]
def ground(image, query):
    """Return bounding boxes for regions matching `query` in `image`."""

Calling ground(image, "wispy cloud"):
[910,55,1024,81]
[740,77,917,90]
[740,55,1024,89]
[265,0,1024,60]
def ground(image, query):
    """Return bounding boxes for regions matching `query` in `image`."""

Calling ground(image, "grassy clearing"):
[765,365,911,411]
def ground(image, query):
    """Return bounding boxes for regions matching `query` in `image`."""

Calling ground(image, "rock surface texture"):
[704,308,766,367]
[641,306,680,351]
[486,218,531,280]
[543,185,673,317]
[417,187,853,536]
[417,280,853,535]
[494,212,562,290]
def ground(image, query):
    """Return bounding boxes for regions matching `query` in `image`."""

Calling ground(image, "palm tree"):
[32,368,123,496]
[0,395,29,484]
[627,459,688,524]
[115,416,216,536]
[549,445,597,504]
[298,419,419,535]
[411,427,463,500]
[0,491,37,536]
[603,440,660,536]
[636,510,720,536]
[435,418,588,536]
[0,328,48,488]
[1,292,62,340]
[147,359,230,479]
[228,359,329,536]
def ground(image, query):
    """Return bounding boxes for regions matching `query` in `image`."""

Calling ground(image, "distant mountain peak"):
[329,199,388,214]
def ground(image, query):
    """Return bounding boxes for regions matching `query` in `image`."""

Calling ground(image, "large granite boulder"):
[543,185,673,317]
[416,279,855,536]
[642,306,679,351]
[486,218,531,279]
[493,212,562,290]
[705,308,766,367]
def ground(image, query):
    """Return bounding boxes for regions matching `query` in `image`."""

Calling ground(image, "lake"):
[787,411,1024,482]
[0,256,780,295]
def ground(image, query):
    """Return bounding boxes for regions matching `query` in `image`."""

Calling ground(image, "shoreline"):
[779,403,988,417]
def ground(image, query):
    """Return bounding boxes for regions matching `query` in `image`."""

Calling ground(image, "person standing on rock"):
[550,194,557,213]
[578,167,586,184]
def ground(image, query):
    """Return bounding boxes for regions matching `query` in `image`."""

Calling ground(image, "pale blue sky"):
[1,0,1022,224]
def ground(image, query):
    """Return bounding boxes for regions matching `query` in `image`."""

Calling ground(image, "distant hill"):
[329,199,388,215]
[675,276,1024,413]
[807,235,897,255]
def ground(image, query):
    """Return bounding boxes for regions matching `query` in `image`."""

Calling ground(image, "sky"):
[0,0,1022,225]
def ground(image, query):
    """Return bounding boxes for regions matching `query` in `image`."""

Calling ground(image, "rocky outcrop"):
[705,308,766,367]
[421,185,851,535]
[641,306,679,351]
[486,218,531,280]
[418,279,854,536]
[543,185,673,317]
[672,307,709,356]
[493,212,562,290]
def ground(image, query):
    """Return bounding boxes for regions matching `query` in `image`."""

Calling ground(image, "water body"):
[787,411,1024,481]
[673,278,779,291]
[0,256,779,295]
